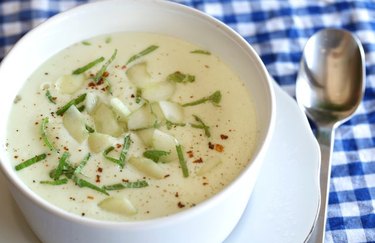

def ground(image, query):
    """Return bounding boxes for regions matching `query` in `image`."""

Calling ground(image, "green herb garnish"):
[94,49,117,83]
[105,37,112,44]
[72,57,105,75]
[41,117,57,151]
[190,49,211,55]
[82,41,91,46]
[167,71,195,84]
[191,115,211,137]
[53,152,70,180]
[135,88,142,104]
[103,135,131,168]
[182,90,221,107]
[74,153,91,175]
[72,176,109,195]
[85,124,95,133]
[45,90,56,104]
[165,120,186,130]
[126,45,159,65]
[103,180,149,190]
[15,153,47,171]
[56,93,87,116]
[40,178,68,185]
[77,105,85,112]
[40,118,52,149]
[176,145,189,177]
[143,150,170,163]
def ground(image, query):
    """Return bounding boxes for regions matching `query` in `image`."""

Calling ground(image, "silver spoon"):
[296,28,366,243]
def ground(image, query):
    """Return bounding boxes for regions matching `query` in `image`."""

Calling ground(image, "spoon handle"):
[308,126,334,243]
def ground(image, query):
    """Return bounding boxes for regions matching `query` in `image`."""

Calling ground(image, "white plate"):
[0,83,320,243]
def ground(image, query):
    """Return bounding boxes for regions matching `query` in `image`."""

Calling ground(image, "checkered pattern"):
[1,0,375,242]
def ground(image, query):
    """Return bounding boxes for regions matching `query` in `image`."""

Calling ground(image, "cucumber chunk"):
[110,97,131,122]
[128,156,165,179]
[126,62,154,88]
[56,74,85,94]
[136,128,155,147]
[152,129,178,162]
[93,103,123,137]
[127,105,155,130]
[88,132,113,153]
[142,81,175,102]
[85,92,98,114]
[62,105,88,143]
[98,197,137,216]
[158,101,184,123]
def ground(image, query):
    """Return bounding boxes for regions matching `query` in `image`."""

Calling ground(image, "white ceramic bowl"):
[0,1,275,242]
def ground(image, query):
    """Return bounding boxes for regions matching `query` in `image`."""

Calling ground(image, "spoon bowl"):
[296,28,365,242]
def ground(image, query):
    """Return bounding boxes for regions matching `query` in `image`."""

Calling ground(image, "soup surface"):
[6,32,257,221]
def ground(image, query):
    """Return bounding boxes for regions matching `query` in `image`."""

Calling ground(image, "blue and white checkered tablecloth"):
[1,0,375,242]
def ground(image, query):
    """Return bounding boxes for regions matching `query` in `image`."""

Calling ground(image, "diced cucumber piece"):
[98,197,137,216]
[110,97,131,122]
[88,132,113,153]
[152,129,178,162]
[128,156,165,179]
[158,101,184,123]
[93,103,123,137]
[136,128,155,147]
[62,105,88,143]
[142,81,175,102]
[56,74,85,94]
[196,157,222,176]
[126,62,154,88]
[127,105,155,130]
[85,92,98,114]
[150,102,164,121]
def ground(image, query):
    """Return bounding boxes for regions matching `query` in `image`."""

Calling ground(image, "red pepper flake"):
[193,158,203,163]
[175,192,179,198]
[121,65,127,70]
[96,175,101,183]
[34,122,39,125]
[14,155,18,159]
[177,202,185,208]
[220,134,229,140]
[164,174,170,178]
[208,142,214,150]
[122,179,129,182]
[116,143,122,149]
[87,196,94,200]
[131,94,135,98]
[203,182,209,186]
[214,144,224,152]
[97,167,103,173]
[63,146,69,151]
[103,71,109,77]
[187,150,194,158]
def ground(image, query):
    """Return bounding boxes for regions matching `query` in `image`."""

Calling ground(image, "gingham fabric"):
[1,0,375,242]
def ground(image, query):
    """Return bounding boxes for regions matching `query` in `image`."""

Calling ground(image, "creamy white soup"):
[6,32,257,221]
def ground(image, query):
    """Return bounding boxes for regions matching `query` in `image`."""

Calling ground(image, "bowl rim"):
[0,0,276,228]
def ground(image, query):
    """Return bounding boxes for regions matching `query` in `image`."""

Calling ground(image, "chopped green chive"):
[77,105,85,112]
[103,135,131,168]
[103,180,148,190]
[73,176,109,196]
[167,71,195,83]
[53,152,70,180]
[182,90,221,107]
[94,49,117,83]
[165,120,186,130]
[82,41,91,46]
[176,145,189,177]
[74,153,91,175]
[190,49,211,55]
[135,88,142,104]
[126,45,159,65]
[56,93,87,116]
[45,90,56,104]
[105,37,112,44]
[15,153,47,171]
[41,117,57,151]
[72,56,105,75]
[85,124,95,133]
[143,150,170,163]
[40,178,68,185]
[191,115,211,137]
